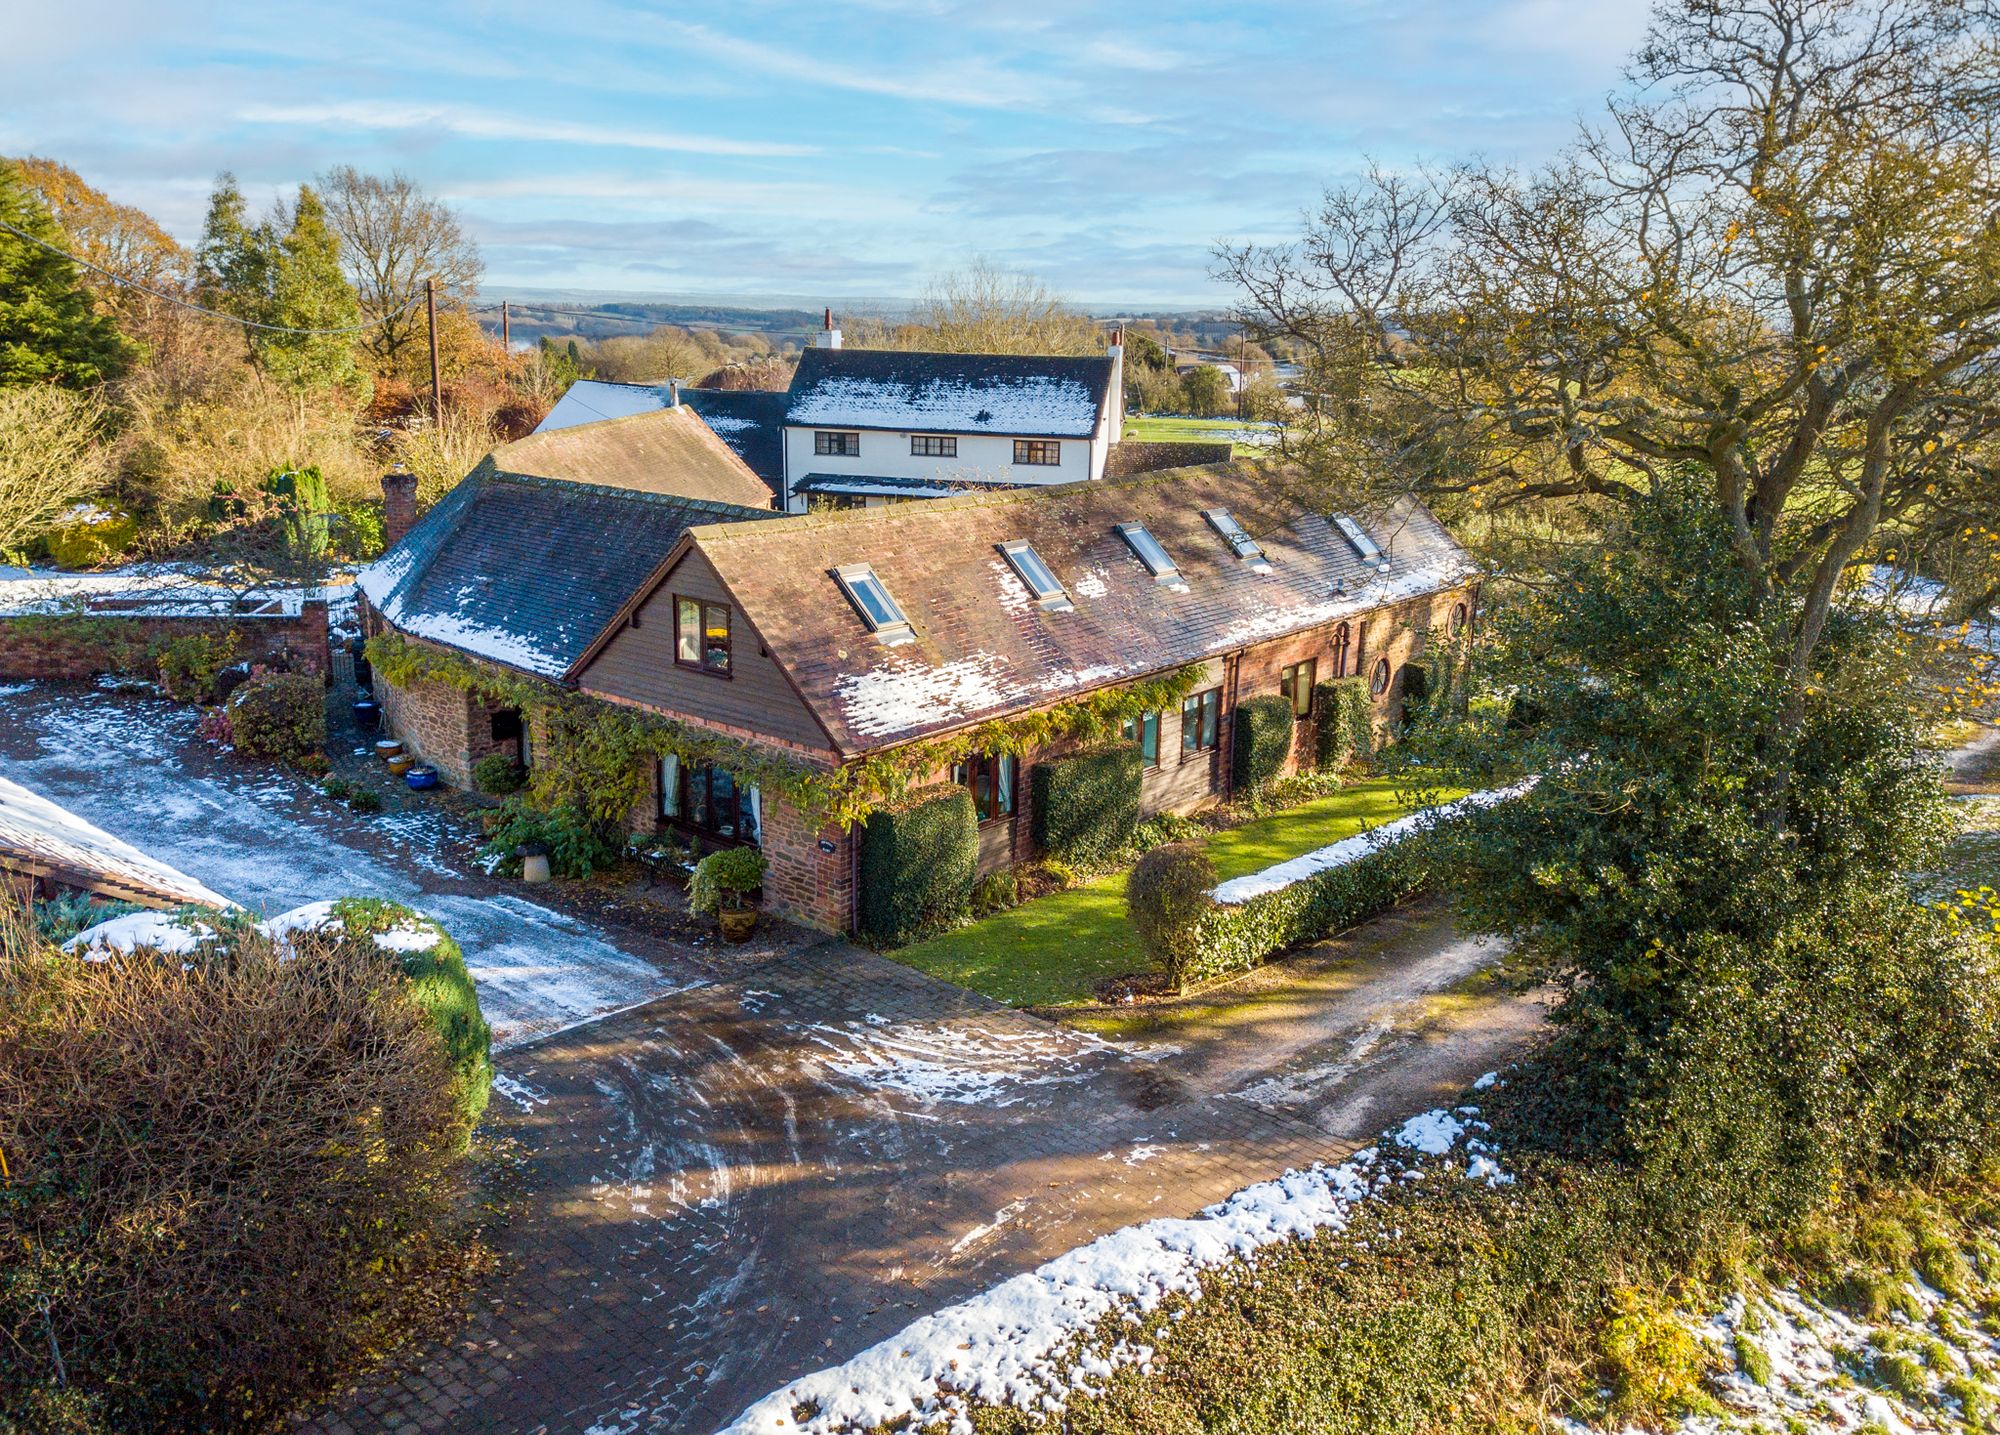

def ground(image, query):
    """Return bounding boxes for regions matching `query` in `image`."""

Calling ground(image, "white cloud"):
[237,101,817,158]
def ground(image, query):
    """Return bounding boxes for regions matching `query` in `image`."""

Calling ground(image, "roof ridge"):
[480,469,772,519]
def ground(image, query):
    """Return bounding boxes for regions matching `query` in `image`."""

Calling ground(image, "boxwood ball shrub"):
[1233,694,1296,792]
[859,783,977,946]
[472,752,527,795]
[1314,676,1374,770]
[227,672,325,764]
[1030,742,1143,866]
[1126,840,1219,989]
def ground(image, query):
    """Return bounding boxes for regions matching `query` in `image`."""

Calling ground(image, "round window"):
[1370,657,1391,697]
[1450,602,1469,637]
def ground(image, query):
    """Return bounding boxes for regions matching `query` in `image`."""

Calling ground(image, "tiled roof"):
[359,471,770,678]
[494,403,775,509]
[679,388,787,488]
[794,472,1021,499]
[0,773,234,910]
[534,378,677,432]
[664,463,1475,754]
[785,347,1116,438]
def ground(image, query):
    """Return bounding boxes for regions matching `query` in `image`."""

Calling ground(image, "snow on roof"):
[0,563,310,620]
[786,348,1116,438]
[717,1107,1512,1435]
[0,773,235,910]
[534,378,678,433]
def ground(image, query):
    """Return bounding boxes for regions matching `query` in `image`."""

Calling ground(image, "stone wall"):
[0,603,330,683]
[376,668,480,788]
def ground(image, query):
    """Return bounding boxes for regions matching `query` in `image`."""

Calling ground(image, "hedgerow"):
[1031,743,1142,866]
[1232,694,1295,792]
[1314,677,1374,770]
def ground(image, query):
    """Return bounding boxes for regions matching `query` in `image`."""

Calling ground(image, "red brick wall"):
[0,603,330,682]
[758,798,855,932]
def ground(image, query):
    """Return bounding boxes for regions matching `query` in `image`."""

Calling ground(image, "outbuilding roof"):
[493,403,775,508]
[359,471,770,678]
[0,774,234,910]
[785,347,1116,439]
[581,463,1475,754]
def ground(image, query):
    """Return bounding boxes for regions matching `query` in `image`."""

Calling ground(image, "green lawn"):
[889,776,1452,1008]
[1121,414,1279,447]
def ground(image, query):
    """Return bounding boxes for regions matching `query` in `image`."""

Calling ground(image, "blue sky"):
[3,0,1656,308]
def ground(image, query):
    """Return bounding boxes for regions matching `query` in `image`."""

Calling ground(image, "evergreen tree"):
[193,171,273,325]
[0,161,134,386]
[257,185,364,396]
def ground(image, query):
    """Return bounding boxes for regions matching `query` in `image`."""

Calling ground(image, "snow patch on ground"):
[716,1108,1509,1435]
[798,1018,1099,1108]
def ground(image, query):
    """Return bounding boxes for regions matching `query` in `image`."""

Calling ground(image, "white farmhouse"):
[779,317,1125,512]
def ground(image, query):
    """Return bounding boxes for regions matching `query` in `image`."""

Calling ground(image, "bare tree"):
[0,386,109,558]
[879,259,1106,355]
[1222,0,2000,804]
[318,167,483,375]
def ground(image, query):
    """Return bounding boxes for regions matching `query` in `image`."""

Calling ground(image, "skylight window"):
[833,564,914,644]
[999,541,1073,612]
[1332,514,1391,571]
[1204,508,1273,573]
[1116,522,1181,584]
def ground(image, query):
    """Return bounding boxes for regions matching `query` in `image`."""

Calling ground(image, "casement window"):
[1280,659,1317,717]
[1013,439,1061,466]
[814,430,861,457]
[659,753,761,846]
[1370,657,1392,697]
[674,596,732,675]
[806,493,865,513]
[1121,711,1161,768]
[910,434,957,457]
[951,751,1016,823]
[1180,687,1221,757]
[1329,622,1352,677]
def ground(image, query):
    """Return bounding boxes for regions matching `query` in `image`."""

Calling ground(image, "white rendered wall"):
[780,427,1100,511]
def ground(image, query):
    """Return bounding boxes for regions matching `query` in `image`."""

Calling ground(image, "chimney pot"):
[668,378,681,407]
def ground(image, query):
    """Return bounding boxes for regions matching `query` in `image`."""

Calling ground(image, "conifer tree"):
[0,161,134,386]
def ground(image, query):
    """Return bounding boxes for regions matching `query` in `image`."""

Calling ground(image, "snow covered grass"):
[717,1099,1514,1435]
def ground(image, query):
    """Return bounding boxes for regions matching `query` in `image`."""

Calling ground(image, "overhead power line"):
[0,218,427,337]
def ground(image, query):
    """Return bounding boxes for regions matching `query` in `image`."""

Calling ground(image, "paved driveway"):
[1,683,1532,1433]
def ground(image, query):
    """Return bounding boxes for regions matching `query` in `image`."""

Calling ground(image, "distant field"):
[1123,414,1280,448]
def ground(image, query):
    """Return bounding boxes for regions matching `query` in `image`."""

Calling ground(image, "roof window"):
[1204,508,1272,572]
[833,564,914,644]
[999,541,1073,612]
[1116,522,1182,585]
[1332,513,1391,571]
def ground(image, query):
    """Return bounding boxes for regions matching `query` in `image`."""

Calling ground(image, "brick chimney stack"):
[381,463,418,549]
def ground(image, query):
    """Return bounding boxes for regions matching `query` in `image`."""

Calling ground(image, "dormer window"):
[1332,514,1391,571]
[1204,508,1272,572]
[833,564,913,644]
[1116,522,1180,584]
[998,540,1072,612]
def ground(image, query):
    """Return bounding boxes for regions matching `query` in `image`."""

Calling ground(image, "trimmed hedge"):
[227,672,325,763]
[1180,835,1432,987]
[1314,676,1374,770]
[1126,841,1218,989]
[1031,743,1143,865]
[1233,694,1295,792]
[859,783,978,946]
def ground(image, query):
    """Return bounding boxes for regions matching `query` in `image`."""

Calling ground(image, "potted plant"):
[690,846,767,942]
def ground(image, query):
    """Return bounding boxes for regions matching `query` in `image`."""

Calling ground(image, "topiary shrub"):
[1314,677,1374,770]
[472,752,526,795]
[0,908,478,1431]
[150,629,240,704]
[1126,841,1219,990]
[1232,694,1295,793]
[1030,743,1142,866]
[859,783,977,946]
[226,672,325,764]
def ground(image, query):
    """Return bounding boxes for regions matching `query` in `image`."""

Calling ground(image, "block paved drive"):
[305,934,1344,1434]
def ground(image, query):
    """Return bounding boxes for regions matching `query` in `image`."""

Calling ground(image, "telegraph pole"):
[426,277,442,419]
[500,299,510,354]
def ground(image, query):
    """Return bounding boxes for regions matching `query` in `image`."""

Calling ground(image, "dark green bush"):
[1232,694,1295,793]
[479,799,621,878]
[472,752,526,795]
[690,846,768,914]
[1126,841,1219,989]
[346,788,383,814]
[971,870,1019,915]
[1031,743,1142,866]
[149,629,239,703]
[1314,677,1374,770]
[859,784,977,946]
[226,672,324,763]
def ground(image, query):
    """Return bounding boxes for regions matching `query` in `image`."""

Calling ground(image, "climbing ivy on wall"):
[365,631,1207,832]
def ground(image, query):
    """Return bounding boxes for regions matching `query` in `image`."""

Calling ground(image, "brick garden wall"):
[0,603,330,682]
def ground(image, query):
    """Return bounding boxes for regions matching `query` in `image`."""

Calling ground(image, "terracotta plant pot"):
[374,739,404,761]
[386,754,414,777]
[718,907,758,943]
